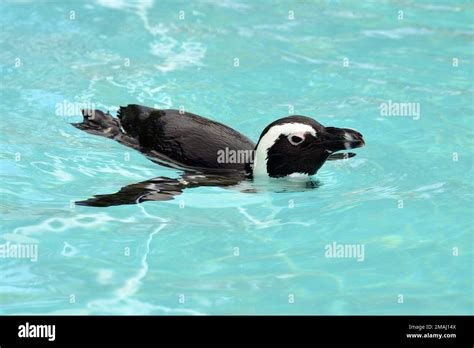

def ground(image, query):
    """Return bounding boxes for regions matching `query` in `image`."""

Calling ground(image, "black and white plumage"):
[72,104,364,206]
[117,105,255,173]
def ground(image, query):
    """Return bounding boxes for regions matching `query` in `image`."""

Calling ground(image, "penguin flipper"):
[327,152,356,161]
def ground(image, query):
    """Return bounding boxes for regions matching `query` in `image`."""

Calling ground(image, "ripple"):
[61,242,79,257]
[151,40,207,73]
[362,27,433,39]
[13,213,136,235]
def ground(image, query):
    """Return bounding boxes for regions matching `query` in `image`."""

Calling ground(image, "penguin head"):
[252,116,365,178]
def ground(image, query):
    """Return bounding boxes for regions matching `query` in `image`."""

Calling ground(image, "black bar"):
[0,315,472,346]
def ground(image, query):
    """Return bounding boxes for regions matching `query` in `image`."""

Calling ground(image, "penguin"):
[72,104,364,206]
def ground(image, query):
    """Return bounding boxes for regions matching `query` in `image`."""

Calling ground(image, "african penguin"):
[71,104,365,206]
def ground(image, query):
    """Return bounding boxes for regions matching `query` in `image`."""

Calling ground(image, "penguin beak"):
[322,127,365,152]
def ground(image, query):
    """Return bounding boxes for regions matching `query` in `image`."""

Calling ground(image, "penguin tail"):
[71,109,123,140]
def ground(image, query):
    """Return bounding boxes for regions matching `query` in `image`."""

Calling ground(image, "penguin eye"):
[288,134,305,146]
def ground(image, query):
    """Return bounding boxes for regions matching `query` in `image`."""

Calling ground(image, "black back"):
[117,105,255,173]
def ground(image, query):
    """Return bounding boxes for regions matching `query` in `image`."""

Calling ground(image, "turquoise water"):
[1,0,473,315]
